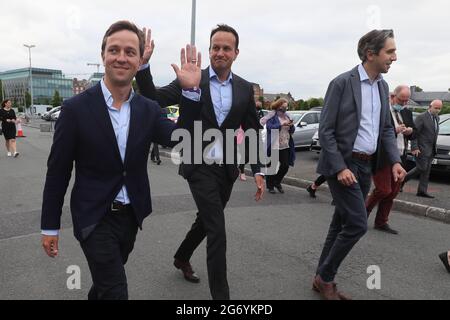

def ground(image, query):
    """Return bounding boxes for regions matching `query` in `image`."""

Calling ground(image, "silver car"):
[287,110,321,148]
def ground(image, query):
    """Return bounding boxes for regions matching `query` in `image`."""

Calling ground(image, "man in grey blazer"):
[402,100,442,198]
[313,29,406,300]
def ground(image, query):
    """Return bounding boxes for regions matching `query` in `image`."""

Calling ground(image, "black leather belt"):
[111,201,132,212]
[352,152,373,162]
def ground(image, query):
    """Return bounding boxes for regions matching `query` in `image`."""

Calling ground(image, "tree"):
[414,86,423,92]
[25,91,31,108]
[307,98,321,108]
[52,90,62,107]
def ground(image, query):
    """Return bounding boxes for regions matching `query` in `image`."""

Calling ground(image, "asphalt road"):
[289,148,450,211]
[1,125,449,300]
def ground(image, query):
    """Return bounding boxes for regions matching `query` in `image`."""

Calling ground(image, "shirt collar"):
[100,78,135,107]
[209,65,233,84]
[358,64,383,84]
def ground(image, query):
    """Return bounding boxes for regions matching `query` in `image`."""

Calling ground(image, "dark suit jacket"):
[411,111,440,157]
[400,108,417,140]
[41,83,201,241]
[136,66,262,181]
[317,65,401,177]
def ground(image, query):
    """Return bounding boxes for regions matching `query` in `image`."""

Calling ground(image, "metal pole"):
[191,0,196,45]
[24,44,35,115]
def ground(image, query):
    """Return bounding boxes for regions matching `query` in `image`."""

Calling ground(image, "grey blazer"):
[317,66,401,177]
[411,112,439,157]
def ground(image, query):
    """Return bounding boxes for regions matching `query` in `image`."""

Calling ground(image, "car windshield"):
[439,119,450,135]
[287,112,304,123]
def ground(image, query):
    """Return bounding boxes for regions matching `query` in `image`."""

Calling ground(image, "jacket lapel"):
[350,67,362,124]
[88,84,122,163]
[124,96,140,165]
[377,81,388,133]
[201,68,220,128]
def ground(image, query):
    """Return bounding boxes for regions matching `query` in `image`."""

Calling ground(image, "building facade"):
[73,78,89,95]
[0,68,73,106]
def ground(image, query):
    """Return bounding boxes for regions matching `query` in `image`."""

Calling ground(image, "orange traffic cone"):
[16,121,26,138]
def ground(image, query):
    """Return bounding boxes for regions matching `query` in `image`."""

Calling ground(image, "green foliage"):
[440,104,450,115]
[52,90,62,108]
[25,91,31,108]
[414,86,423,92]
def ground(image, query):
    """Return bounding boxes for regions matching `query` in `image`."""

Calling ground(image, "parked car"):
[310,129,321,153]
[288,110,321,148]
[41,106,61,121]
[406,118,450,173]
[439,113,450,124]
[51,110,61,121]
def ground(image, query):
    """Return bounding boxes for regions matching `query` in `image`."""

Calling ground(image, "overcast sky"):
[1,0,450,99]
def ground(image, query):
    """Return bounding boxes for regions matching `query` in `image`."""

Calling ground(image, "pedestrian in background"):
[402,100,442,198]
[365,85,415,235]
[261,98,296,194]
[0,99,19,157]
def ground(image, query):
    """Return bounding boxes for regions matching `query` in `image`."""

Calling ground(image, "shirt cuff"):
[182,89,201,102]
[138,63,149,71]
[255,172,265,177]
[42,230,59,236]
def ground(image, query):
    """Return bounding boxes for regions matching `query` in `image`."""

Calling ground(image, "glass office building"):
[0,68,73,106]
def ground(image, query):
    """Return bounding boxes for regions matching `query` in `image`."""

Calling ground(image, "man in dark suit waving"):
[40,20,202,300]
[136,24,265,300]
[313,29,406,300]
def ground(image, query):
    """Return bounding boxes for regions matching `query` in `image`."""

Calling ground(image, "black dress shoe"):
[275,185,284,194]
[416,192,434,198]
[174,259,200,283]
[156,159,162,165]
[268,188,276,194]
[438,252,450,273]
[374,224,399,235]
[306,185,317,198]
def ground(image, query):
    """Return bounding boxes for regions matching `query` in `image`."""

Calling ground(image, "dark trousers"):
[316,158,371,282]
[366,165,401,227]
[404,154,433,194]
[150,143,160,161]
[266,148,290,189]
[314,174,327,187]
[80,207,138,300]
[174,164,234,300]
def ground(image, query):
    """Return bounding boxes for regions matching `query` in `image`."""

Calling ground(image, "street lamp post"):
[23,44,35,115]
[191,0,196,45]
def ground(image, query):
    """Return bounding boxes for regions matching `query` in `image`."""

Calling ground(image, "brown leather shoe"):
[174,259,200,283]
[312,275,351,300]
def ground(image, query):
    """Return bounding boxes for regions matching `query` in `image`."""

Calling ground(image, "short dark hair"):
[101,20,145,57]
[210,24,239,50]
[357,29,394,62]
[1,99,10,108]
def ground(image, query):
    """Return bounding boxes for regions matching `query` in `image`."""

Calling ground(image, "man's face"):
[102,30,142,87]
[209,31,239,74]
[429,101,443,116]
[393,89,411,106]
[369,37,397,74]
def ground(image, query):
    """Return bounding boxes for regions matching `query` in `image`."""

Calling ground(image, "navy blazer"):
[41,83,201,241]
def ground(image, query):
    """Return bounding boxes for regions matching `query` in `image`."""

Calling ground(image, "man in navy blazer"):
[313,29,406,300]
[40,20,202,300]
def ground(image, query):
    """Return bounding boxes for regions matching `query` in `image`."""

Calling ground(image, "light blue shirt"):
[209,66,233,127]
[353,64,382,155]
[101,79,133,204]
